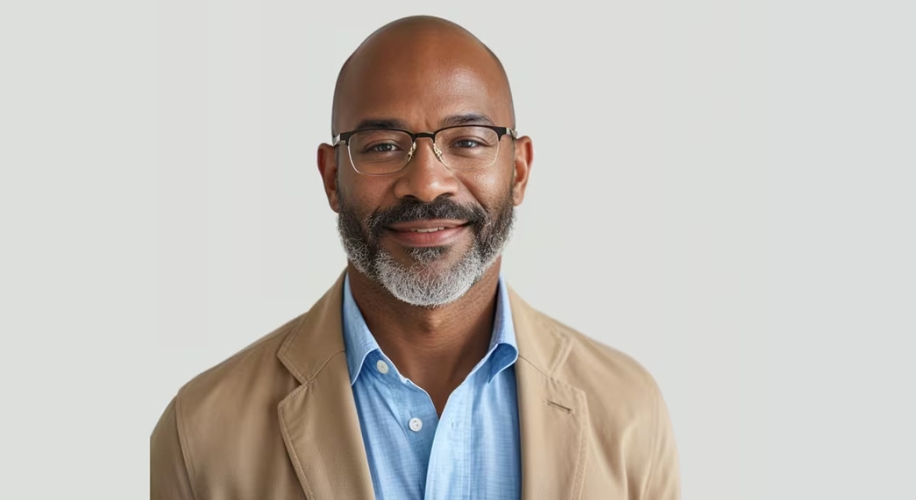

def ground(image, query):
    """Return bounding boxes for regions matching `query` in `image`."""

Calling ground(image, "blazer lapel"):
[509,288,589,500]
[276,274,375,500]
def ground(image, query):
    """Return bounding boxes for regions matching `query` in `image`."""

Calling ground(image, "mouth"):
[383,219,472,248]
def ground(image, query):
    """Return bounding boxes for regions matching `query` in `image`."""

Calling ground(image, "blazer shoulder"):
[163,274,347,450]
[152,311,323,498]
[508,287,660,396]
[171,312,307,422]
[532,308,665,404]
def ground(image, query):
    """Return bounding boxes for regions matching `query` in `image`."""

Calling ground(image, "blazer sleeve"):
[641,387,681,499]
[151,396,197,500]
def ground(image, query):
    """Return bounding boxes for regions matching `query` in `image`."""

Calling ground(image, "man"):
[151,15,679,500]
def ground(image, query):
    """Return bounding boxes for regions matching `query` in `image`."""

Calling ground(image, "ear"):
[317,143,340,213]
[511,135,534,206]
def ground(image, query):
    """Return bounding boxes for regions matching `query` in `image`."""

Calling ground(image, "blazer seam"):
[515,317,572,382]
[639,382,663,497]
[304,348,346,383]
[572,388,589,496]
[515,355,550,379]
[278,321,345,384]
[532,312,573,376]
[547,328,572,375]
[174,391,201,500]
[276,316,311,383]
[277,384,316,498]
[515,356,585,405]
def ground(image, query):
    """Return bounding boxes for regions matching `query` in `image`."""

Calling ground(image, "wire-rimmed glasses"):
[332,125,517,176]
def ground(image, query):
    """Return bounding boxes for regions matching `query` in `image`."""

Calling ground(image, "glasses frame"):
[331,125,517,176]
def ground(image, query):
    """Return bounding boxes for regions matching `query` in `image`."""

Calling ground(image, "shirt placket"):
[398,378,439,486]
[425,372,474,500]
[374,351,441,497]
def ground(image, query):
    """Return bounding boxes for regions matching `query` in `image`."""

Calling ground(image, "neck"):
[347,258,502,414]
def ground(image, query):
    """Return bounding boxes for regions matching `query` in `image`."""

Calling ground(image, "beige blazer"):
[151,274,680,499]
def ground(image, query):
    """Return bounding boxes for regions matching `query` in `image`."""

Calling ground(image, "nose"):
[392,137,459,203]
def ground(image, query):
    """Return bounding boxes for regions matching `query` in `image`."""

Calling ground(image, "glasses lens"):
[436,126,501,170]
[348,130,414,175]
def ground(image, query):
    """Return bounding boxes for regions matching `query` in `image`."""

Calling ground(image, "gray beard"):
[336,191,514,308]
[346,235,500,307]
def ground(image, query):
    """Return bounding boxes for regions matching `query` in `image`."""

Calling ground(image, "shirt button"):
[408,418,423,432]
[376,360,389,374]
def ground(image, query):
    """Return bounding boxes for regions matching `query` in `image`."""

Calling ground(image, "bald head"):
[331,16,515,136]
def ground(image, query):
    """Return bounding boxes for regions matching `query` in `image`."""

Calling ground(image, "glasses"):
[332,125,517,176]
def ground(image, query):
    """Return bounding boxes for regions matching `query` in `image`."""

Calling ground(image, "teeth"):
[412,227,446,233]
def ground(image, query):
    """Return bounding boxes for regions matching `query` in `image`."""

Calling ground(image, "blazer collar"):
[276,272,375,499]
[275,272,587,500]
[277,272,347,385]
[508,287,589,500]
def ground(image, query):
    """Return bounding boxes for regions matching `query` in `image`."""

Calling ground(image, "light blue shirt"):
[341,274,521,500]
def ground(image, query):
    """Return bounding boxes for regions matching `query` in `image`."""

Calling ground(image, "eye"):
[365,142,402,153]
[452,139,483,148]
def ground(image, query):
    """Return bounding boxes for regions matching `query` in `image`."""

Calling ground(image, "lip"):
[386,219,468,231]
[384,219,471,247]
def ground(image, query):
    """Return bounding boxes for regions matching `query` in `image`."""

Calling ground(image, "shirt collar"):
[341,273,519,386]
[341,274,380,385]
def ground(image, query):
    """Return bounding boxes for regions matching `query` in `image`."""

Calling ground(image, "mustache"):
[367,197,487,239]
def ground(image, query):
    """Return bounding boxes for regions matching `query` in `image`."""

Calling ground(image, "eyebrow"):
[441,113,496,127]
[351,118,412,131]
[349,113,496,133]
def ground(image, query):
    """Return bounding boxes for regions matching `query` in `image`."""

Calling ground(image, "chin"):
[372,245,492,307]
[382,240,463,266]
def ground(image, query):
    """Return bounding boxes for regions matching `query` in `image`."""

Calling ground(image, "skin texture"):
[316,16,534,415]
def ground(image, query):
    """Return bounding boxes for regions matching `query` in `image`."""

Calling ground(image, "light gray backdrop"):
[158,3,768,497]
[1,0,913,499]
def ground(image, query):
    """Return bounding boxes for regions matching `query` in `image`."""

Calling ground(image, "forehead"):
[334,34,512,132]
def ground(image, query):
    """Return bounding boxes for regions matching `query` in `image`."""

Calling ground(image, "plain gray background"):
[1,0,913,498]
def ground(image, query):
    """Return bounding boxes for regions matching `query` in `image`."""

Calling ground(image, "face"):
[318,30,533,307]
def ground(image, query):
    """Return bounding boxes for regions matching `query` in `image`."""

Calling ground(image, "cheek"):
[338,173,396,215]
[458,160,515,207]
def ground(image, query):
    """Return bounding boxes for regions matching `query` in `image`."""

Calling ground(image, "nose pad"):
[405,142,418,164]
[404,140,446,166]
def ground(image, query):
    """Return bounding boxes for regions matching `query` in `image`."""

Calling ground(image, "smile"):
[383,220,471,248]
